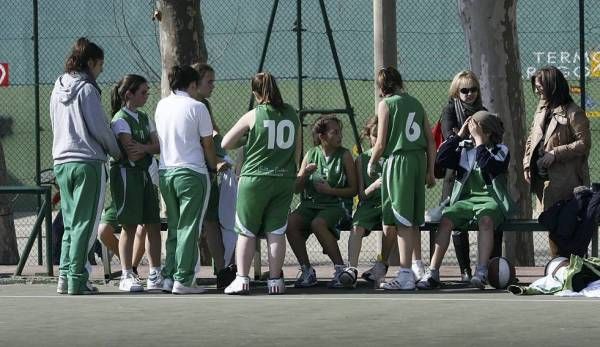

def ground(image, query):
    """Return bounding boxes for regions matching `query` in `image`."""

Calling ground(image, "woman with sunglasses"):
[439,70,500,281]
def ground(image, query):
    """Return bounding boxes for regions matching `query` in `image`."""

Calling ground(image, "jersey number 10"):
[264,119,295,149]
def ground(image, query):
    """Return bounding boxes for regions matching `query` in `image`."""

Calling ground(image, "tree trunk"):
[0,140,19,264]
[458,0,534,265]
[373,0,397,111]
[156,0,208,97]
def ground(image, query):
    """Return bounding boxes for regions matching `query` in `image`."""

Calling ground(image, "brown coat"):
[523,101,591,211]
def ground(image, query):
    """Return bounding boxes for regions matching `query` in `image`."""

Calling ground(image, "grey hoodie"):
[50,72,121,164]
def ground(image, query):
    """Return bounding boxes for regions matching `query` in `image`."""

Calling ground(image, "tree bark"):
[0,139,19,265]
[156,0,208,97]
[458,0,534,265]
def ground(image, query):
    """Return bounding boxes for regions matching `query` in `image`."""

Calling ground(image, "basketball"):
[487,257,516,289]
[339,267,358,288]
[544,256,569,277]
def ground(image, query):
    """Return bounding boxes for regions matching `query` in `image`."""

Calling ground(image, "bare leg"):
[412,230,422,260]
[234,234,255,277]
[144,223,161,268]
[203,220,225,271]
[476,216,495,266]
[381,226,396,264]
[429,217,455,269]
[311,218,344,265]
[266,233,286,279]
[132,225,146,268]
[396,224,415,269]
[97,223,119,259]
[119,224,138,271]
[348,226,366,267]
[286,213,310,266]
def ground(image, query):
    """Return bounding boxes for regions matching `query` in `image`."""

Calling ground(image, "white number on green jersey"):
[264,119,295,149]
[405,112,421,142]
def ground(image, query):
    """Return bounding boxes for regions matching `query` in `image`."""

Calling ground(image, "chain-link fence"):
[1,0,598,270]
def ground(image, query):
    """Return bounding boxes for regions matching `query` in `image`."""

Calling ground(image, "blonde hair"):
[448,70,481,102]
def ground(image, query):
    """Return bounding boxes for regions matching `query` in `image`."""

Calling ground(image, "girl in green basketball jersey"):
[222,72,300,295]
[368,67,436,291]
[288,115,358,289]
[350,116,425,285]
[108,74,163,292]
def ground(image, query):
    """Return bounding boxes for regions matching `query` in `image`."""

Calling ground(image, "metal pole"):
[296,0,303,110]
[33,0,43,265]
[45,188,53,276]
[579,0,585,110]
[248,0,279,111]
[318,0,362,152]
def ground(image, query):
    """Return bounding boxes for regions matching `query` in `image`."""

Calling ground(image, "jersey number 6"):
[405,112,421,142]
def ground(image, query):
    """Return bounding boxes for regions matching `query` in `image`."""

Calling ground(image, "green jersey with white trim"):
[302,146,352,209]
[241,103,299,178]
[383,93,427,156]
[111,109,152,169]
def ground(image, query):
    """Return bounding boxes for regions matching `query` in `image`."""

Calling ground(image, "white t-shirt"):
[154,90,213,174]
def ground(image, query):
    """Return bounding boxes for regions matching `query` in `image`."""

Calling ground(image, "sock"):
[150,266,161,274]
[122,268,133,276]
[132,266,138,275]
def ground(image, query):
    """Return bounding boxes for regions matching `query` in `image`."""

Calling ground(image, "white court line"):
[0,295,598,303]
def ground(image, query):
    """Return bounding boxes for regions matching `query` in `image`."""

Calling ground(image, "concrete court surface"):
[1,277,600,347]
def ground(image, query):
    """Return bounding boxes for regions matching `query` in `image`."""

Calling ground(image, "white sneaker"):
[119,272,144,292]
[294,265,317,288]
[328,265,346,289]
[267,278,285,295]
[470,266,488,290]
[172,280,207,294]
[67,280,99,295]
[147,270,164,291]
[339,266,358,288]
[57,276,67,294]
[162,278,174,293]
[224,276,250,295]
[361,261,388,283]
[412,260,426,281]
[380,269,416,290]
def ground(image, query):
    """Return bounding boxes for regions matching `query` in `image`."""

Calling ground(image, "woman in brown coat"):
[523,66,591,255]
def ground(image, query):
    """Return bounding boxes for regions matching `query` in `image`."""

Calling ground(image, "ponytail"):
[64,37,104,74]
[110,74,148,116]
[251,72,283,109]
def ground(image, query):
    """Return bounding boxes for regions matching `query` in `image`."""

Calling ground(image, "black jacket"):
[538,188,600,257]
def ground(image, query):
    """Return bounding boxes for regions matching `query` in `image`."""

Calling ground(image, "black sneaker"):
[216,264,237,289]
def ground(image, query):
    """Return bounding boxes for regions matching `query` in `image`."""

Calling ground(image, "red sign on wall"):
[0,63,9,87]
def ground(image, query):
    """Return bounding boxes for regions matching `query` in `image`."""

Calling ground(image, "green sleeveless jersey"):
[111,109,152,169]
[357,148,384,206]
[302,146,352,209]
[241,103,299,178]
[383,93,427,156]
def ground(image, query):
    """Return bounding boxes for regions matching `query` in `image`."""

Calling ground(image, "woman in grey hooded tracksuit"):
[50,37,121,295]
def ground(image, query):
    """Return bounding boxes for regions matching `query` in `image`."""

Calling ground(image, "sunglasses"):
[459,87,478,94]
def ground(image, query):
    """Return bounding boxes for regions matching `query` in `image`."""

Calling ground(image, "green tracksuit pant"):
[159,168,210,286]
[54,161,105,294]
